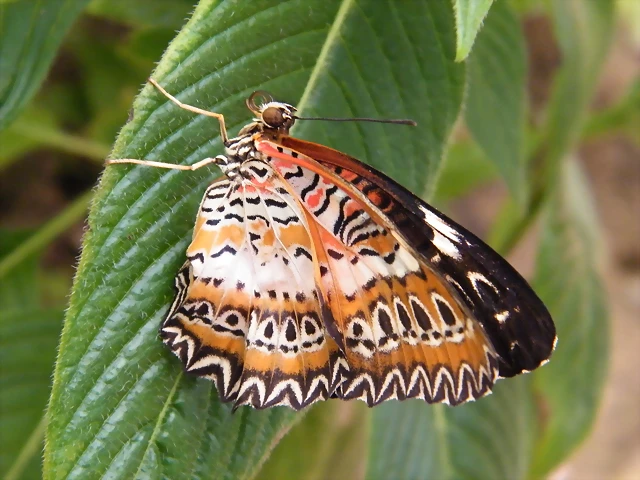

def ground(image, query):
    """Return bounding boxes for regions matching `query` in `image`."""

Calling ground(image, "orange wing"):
[279,136,556,379]
[258,139,500,405]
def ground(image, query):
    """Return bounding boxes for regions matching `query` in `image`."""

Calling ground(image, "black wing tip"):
[497,330,557,378]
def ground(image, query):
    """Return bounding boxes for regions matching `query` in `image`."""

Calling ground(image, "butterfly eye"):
[261,106,287,128]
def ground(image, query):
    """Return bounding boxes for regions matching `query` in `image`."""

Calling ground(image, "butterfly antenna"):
[294,115,417,126]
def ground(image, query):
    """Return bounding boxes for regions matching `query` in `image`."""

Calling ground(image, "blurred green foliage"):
[0,0,633,479]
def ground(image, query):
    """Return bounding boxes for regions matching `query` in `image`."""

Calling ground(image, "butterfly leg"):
[106,155,227,170]
[147,78,229,144]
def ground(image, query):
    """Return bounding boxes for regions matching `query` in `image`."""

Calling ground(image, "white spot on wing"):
[419,205,462,241]
[432,231,461,259]
[468,271,499,295]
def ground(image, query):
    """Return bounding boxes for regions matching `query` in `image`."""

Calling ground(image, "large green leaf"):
[292,0,465,196]
[45,0,464,478]
[530,160,609,477]
[0,0,91,130]
[452,0,494,61]
[366,377,535,480]
[465,1,527,205]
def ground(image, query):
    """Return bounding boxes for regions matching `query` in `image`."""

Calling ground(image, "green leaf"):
[291,0,465,196]
[366,377,535,480]
[45,0,465,478]
[434,139,497,203]
[0,229,63,480]
[0,108,110,167]
[257,403,369,480]
[452,0,494,61]
[86,0,194,29]
[465,1,527,206]
[1,308,64,480]
[540,0,614,181]
[0,192,92,280]
[530,160,609,477]
[0,0,91,130]
[0,229,40,307]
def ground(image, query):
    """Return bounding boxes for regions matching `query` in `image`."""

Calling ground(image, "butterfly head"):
[246,90,297,133]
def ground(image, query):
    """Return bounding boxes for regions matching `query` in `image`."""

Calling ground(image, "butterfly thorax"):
[219,100,297,181]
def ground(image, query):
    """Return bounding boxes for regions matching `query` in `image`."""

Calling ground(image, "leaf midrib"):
[296,0,356,114]
[133,372,184,479]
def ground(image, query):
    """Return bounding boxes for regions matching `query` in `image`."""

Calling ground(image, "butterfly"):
[107,79,556,411]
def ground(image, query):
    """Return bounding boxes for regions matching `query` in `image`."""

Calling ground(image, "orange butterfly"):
[107,80,556,410]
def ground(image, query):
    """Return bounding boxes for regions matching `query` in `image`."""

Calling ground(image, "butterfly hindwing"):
[160,179,246,401]
[160,169,335,409]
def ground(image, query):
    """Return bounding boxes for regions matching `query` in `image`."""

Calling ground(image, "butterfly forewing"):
[280,136,557,378]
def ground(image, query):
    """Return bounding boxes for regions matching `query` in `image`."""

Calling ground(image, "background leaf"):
[433,139,497,203]
[0,0,91,130]
[465,1,527,205]
[452,0,494,61]
[0,230,39,307]
[256,402,369,480]
[366,378,535,480]
[1,309,63,480]
[530,159,609,477]
[485,0,615,259]
[86,0,194,29]
[0,232,64,480]
[539,0,614,182]
[45,0,464,478]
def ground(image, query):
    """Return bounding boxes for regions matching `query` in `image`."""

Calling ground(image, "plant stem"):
[10,120,111,162]
[0,190,93,279]
[4,415,46,480]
